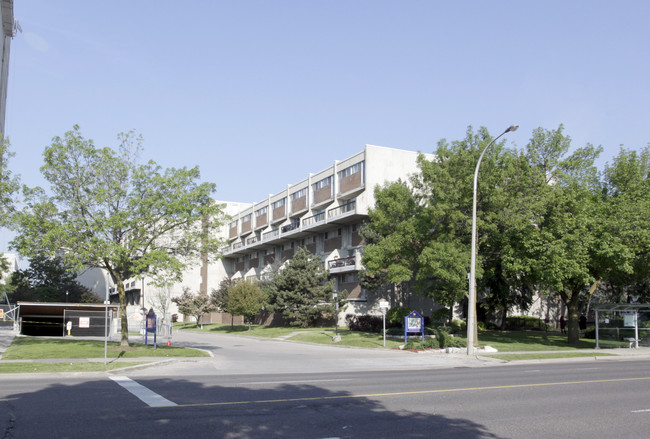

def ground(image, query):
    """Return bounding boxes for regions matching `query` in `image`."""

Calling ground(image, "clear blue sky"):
[3,1,650,253]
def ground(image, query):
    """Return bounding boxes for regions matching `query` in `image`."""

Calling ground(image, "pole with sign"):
[145,308,157,348]
[379,300,389,347]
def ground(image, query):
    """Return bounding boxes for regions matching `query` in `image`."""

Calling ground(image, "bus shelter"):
[594,303,650,349]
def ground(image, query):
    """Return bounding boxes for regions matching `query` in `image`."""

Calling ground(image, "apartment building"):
[77,144,436,324]
[220,144,434,317]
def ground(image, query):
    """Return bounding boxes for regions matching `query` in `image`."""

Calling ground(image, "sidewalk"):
[0,328,16,359]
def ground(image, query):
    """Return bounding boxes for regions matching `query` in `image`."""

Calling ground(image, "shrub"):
[450,319,466,335]
[404,337,438,350]
[386,307,412,327]
[345,314,383,333]
[430,307,450,325]
[505,316,548,331]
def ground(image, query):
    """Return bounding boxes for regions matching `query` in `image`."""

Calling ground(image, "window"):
[313,176,331,190]
[229,220,238,228]
[338,162,364,179]
[256,206,267,216]
[242,213,252,222]
[290,188,307,200]
[272,198,286,209]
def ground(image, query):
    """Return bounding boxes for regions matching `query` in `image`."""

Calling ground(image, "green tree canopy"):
[267,247,336,328]
[225,280,267,329]
[11,126,226,345]
[8,254,99,303]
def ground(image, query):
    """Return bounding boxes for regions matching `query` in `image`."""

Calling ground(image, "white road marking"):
[631,409,650,413]
[110,375,177,407]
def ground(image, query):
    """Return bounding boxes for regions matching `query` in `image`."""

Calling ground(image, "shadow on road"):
[1,375,505,438]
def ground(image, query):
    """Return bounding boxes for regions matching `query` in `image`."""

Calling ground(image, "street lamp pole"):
[466,124,518,355]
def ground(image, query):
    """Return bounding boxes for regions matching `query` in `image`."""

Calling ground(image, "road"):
[1,332,650,438]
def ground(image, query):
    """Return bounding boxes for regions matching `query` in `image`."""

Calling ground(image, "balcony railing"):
[302,212,325,227]
[328,199,356,218]
[246,236,259,246]
[327,257,356,270]
[281,221,300,233]
[262,229,280,241]
[233,242,243,250]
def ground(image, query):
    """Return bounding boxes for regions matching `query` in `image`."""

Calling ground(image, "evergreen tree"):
[268,247,336,327]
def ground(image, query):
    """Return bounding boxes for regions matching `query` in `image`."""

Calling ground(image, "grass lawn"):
[0,362,149,374]
[477,330,627,352]
[174,322,332,338]
[174,323,630,353]
[2,337,210,360]
[290,329,405,349]
[485,352,616,361]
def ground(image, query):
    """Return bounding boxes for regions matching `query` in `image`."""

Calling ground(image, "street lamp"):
[466,124,518,355]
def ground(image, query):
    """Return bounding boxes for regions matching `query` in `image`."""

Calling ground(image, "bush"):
[386,307,412,327]
[430,307,450,325]
[505,316,549,330]
[345,314,383,333]
[449,319,466,335]
[404,337,438,350]
[434,328,466,349]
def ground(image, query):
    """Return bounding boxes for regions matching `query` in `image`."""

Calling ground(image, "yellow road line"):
[150,376,650,409]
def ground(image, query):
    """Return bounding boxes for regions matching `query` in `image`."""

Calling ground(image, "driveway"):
[124,329,487,376]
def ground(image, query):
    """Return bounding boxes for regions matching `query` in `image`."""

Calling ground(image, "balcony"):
[327,256,357,273]
[328,199,356,220]
[246,236,259,246]
[302,211,325,228]
[262,228,280,242]
[281,221,300,234]
[328,251,362,273]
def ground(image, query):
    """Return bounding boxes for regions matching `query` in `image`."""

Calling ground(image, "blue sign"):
[404,311,424,342]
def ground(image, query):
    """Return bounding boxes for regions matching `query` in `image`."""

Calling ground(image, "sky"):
[2,0,650,253]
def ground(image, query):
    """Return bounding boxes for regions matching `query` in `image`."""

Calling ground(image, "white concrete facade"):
[78,145,438,322]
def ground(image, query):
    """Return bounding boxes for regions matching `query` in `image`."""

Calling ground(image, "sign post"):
[145,308,157,348]
[379,300,389,347]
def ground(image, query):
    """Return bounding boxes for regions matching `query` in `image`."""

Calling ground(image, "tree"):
[225,280,267,329]
[211,278,235,326]
[11,126,226,346]
[360,180,425,296]
[600,145,650,302]
[150,284,174,323]
[523,126,623,345]
[8,254,99,303]
[0,137,20,228]
[267,247,336,327]
[362,127,537,332]
[0,138,21,281]
[172,287,216,328]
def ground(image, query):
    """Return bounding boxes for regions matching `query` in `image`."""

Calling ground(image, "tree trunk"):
[500,305,508,330]
[104,266,130,348]
[565,291,581,346]
[116,277,130,347]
